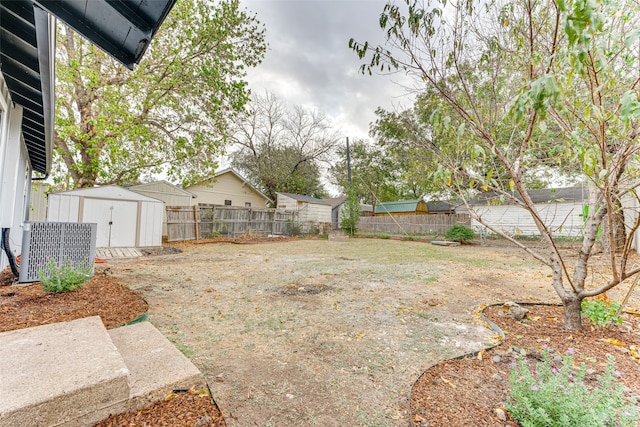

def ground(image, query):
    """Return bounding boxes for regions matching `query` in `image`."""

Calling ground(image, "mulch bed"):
[0,267,226,426]
[410,304,640,426]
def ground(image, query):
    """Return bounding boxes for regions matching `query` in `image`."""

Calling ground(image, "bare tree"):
[231,92,341,202]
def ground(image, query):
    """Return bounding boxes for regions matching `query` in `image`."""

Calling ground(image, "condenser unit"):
[19,222,97,283]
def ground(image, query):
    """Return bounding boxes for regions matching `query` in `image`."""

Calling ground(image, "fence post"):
[193,205,200,240]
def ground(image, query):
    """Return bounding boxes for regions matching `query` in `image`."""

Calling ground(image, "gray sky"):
[242,0,414,140]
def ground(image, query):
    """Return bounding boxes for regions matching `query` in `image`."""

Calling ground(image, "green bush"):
[38,258,93,293]
[445,225,475,242]
[507,351,639,427]
[581,298,622,327]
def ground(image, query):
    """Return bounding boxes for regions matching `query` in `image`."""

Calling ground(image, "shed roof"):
[51,185,163,203]
[322,195,348,209]
[278,193,332,206]
[0,0,176,175]
[374,200,427,214]
[128,180,195,197]
[466,186,588,205]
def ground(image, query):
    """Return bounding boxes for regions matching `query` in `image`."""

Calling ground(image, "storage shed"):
[128,180,195,237]
[47,186,163,248]
[374,200,429,216]
[276,193,332,223]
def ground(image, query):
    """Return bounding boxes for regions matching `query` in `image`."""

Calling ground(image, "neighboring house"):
[128,181,195,237]
[456,186,588,237]
[47,186,163,248]
[276,193,332,224]
[185,168,271,208]
[0,0,175,270]
[374,200,429,216]
[323,195,374,229]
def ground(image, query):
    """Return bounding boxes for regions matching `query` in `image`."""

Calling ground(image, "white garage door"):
[81,198,138,247]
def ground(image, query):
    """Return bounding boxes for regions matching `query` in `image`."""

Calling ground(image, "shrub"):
[38,258,93,293]
[581,298,622,327]
[445,225,474,242]
[507,351,639,427]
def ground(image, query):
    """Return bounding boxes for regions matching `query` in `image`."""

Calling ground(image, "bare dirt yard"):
[105,238,596,426]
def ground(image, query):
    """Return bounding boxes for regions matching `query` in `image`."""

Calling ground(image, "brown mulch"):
[410,304,640,426]
[0,267,226,427]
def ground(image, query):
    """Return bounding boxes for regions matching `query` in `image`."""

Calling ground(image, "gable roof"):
[0,0,176,175]
[277,193,332,206]
[322,195,348,209]
[189,167,272,203]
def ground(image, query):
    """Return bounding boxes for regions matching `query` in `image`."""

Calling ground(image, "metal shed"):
[128,180,195,237]
[374,200,429,216]
[47,186,163,248]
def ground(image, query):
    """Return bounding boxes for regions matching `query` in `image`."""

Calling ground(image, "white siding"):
[29,182,48,221]
[139,201,163,246]
[0,98,32,270]
[468,201,585,237]
[276,194,331,223]
[47,194,80,222]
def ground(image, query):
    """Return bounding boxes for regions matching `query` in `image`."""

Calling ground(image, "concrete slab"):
[108,321,205,410]
[0,316,129,427]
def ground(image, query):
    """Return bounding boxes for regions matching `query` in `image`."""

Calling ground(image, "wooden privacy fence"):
[166,204,299,242]
[357,213,470,235]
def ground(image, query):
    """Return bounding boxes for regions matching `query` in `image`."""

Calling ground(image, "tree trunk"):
[562,296,583,331]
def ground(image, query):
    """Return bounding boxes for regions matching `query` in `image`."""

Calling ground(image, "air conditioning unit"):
[19,222,97,283]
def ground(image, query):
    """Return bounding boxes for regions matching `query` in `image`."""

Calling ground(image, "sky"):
[242,0,415,141]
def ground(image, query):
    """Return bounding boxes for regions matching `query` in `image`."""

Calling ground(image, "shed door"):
[82,199,138,247]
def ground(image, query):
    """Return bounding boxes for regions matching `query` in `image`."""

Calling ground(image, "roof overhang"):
[0,0,176,175]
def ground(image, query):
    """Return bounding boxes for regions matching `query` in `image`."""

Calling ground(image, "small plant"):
[38,258,93,293]
[581,298,622,327]
[445,225,475,243]
[507,351,639,427]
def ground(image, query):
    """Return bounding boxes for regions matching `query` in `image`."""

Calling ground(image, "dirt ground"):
[106,238,628,427]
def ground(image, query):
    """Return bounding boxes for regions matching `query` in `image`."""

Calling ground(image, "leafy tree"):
[54,0,266,188]
[340,185,361,235]
[351,0,640,330]
[330,139,400,208]
[231,92,339,202]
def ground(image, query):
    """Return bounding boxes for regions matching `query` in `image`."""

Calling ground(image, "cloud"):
[243,0,415,139]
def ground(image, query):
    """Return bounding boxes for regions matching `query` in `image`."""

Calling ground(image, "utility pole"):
[346,137,352,185]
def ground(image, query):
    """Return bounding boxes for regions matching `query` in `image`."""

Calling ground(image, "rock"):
[492,356,502,363]
[509,304,529,321]
[420,421,429,427]
[553,355,562,364]
[511,346,520,354]
[492,374,503,381]
[194,414,213,427]
[494,407,507,421]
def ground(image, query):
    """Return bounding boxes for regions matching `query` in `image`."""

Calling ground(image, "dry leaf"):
[354,333,366,339]
[477,349,485,360]
[602,338,626,347]
[441,376,457,388]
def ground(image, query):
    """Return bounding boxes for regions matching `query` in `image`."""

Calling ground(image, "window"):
[224,200,232,206]
[245,202,251,208]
